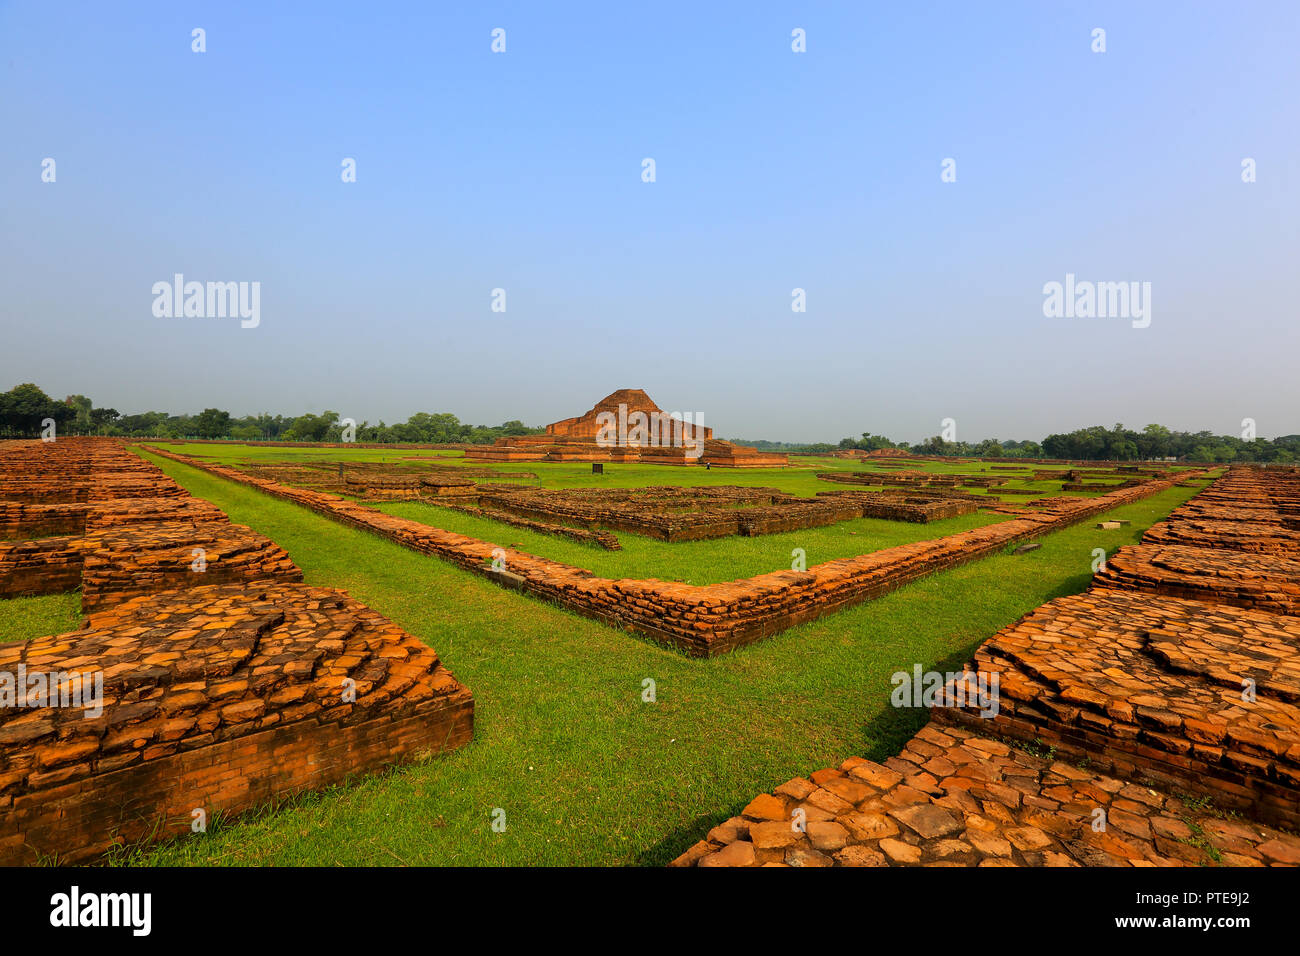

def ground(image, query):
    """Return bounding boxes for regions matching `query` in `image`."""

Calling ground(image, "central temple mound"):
[466,389,787,467]
[543,388,710,441]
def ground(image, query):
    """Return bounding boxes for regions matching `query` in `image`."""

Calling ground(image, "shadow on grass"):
[635,638,998,866]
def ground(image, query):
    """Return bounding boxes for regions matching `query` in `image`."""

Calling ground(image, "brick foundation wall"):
[0,504,87,540]
[0,536,84,597]
[816,490,979,522]
[0,441,300,613]
[3,688,471,865]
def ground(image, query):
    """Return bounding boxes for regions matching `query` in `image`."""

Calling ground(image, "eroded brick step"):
[940,589,1300,828]
[1098,543,1300,615]
[674,466,1300,866]
[1143,517,1300,553]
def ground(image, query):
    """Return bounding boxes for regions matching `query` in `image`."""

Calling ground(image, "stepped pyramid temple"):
[466,389,788,467]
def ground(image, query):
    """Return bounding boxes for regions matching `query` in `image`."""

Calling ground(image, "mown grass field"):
[0,446,1211,865]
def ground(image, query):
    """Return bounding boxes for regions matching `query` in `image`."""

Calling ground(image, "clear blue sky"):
[2,0,1296,443]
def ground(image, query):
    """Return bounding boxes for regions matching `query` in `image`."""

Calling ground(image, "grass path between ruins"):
[99,453,1206,866]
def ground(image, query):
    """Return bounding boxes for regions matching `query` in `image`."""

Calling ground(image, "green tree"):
[194,408,232,439]
[0,383,75,436]
[65,394,93,433]
[89,407,119,434]
[284,411,339,442]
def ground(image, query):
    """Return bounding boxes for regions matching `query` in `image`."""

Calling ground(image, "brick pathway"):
[672,724,1300,867]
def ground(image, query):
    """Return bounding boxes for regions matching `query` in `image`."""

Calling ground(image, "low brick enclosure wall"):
[815,490,978,523]
[673,466,1300,866]
[0,438,473,864]
[476,485,868,542]
[425,499,623,551]
[140,445,1203,657]
[344,474,478,499]
[238,460,540,488]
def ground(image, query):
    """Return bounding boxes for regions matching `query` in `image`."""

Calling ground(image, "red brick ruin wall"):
[673,465,1300,867]
[140,445,1202,657]
[477,486,875,541]
[0,438,473,864]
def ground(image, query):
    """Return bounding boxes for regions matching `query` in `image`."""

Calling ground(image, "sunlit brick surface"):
[1097,544,1300,614]
[0,438,472,864]
[671,725,1300,867]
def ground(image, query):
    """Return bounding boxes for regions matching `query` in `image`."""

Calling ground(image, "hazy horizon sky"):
[2,1,1297,445]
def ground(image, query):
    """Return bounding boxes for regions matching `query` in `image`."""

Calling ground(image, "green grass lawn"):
[55,450,1203,867]
[0,592,81,645]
